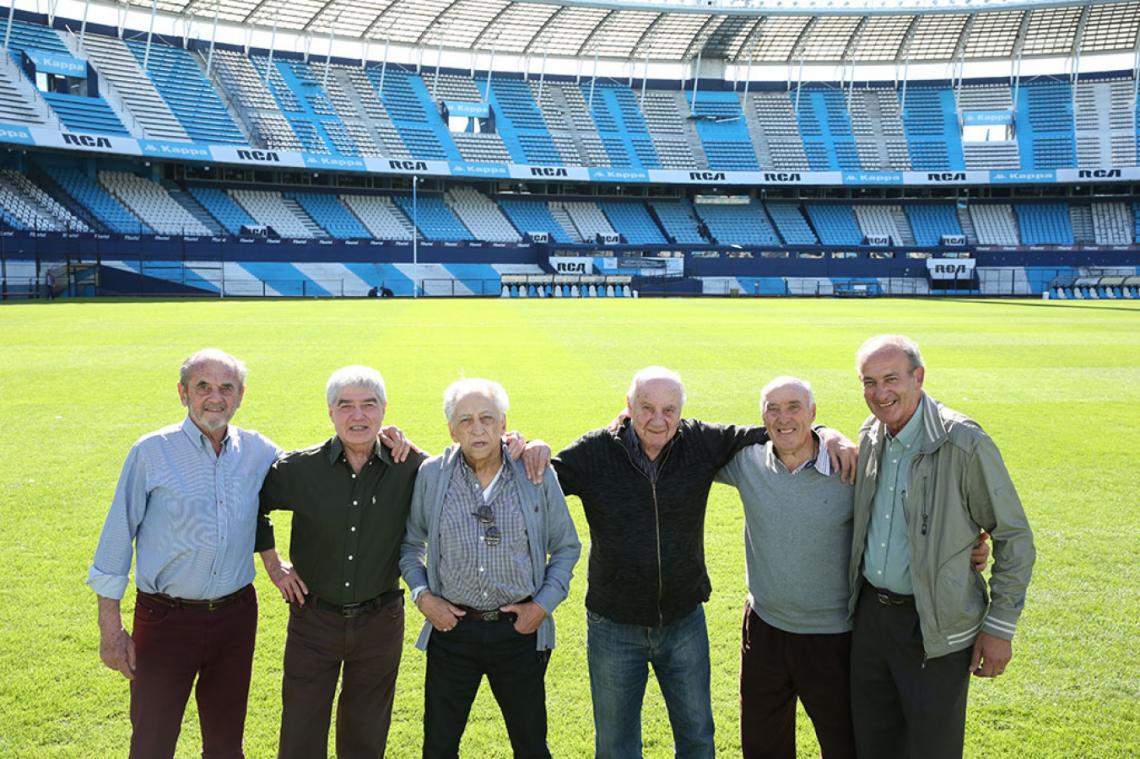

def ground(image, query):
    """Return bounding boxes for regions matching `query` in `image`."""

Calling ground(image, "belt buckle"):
[875,591,893,606]
[342,601,372,618]
[477,610,500,622]
[206,597,222,611]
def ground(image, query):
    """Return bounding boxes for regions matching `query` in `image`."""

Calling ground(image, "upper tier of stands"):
[1,18,1136,173]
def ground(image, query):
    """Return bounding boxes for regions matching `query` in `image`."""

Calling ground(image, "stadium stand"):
[77,33,188,140]
[649,200,707,245]
[230,189,322,238]
[1018,81,1076,170]
[484,77,562,165]
[393,193,473,240]
[796,87,860,171]
[905,204,963,246]
[696,199,780,246]
[0,169,88,231]
[367,67,460,161]
[445,187,522,243]
[497,198,574,243]
[598,201,667,245]
[854,205,913,246]
[641,91,699,169]
[969,204,1021,246]
[849,88,910,170]
[766,203,819,245]
[0,52,53,126]
[289,192,370,239]
[688,90,758,171]
[124,39,246,145]
[902,87,964,171]
[98,171,210,235]
[186,186,256,235]
[559,201,619,241]
[41,166,147,233]
[1089,203,1133,245]
[1016,203,1075,245]
[746,92,810,171]
[341,194,417,240]
[805,204,864,246]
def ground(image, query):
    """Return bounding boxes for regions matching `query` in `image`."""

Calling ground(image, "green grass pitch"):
[1,297,1137,758]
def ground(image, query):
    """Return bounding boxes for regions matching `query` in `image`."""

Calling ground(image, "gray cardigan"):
[400,445,581,651]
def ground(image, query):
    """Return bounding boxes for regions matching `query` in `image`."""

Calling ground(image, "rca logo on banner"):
[62,133,111,148]
[926,259,977,279]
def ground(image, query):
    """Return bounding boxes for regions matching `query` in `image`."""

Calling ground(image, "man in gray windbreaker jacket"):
[848,335,1035,759]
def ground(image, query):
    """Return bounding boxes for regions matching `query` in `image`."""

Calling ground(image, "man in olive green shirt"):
[257,365,424,759]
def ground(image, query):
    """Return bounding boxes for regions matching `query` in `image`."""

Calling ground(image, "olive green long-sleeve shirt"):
[257,436,424,605]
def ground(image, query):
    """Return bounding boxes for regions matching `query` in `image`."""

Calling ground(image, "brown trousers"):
[277,596,404,759]
[740,601,856,759]
[129,585,258,759]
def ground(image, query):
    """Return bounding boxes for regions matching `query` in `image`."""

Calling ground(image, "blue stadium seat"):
[1016,203,1074,245]
[695,199,779,246]
[125,40,245,144]
[687,91,759,171]
[599,201,667,245]
[766,203,818,245]
[42,166,147,233]
[186,186,255,234]
[497,199,573,243]
[805,204,862,246]
[393,194,472,241]
[289,192,370,239]
[649,201,706,244]
[905,204,962,246]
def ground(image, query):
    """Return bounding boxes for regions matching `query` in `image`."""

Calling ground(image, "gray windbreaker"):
[848,394,1036,659]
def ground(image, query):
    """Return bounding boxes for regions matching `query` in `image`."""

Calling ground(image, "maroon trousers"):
[740,602,856,759]
[129,585,258,759]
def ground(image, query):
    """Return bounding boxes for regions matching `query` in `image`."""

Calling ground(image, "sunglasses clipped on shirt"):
[470,505,502,547]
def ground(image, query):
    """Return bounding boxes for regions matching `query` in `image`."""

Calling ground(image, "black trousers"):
[740,602,855,759]
[850,583,972,759]
[423,615,551,759]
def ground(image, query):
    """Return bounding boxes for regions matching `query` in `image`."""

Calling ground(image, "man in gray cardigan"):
[716,376,857,759]
[401,378,581,759]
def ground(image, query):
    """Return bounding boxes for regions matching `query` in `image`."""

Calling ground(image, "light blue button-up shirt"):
[87,417,280,601]
[863,397,924,595]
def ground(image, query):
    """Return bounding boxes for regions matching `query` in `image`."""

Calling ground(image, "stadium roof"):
[105,0,1140,63]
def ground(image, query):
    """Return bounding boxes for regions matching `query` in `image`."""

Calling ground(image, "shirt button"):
[881,543,886,548]
[352,500,358,506]
[885,514,891,520]
[892,459,898,464]
[889,486,894,492]
[345,581,350,587]
[351,526,356,532]
[348,555,354,560]
[877,570,883,575]
[479,566,484,572]
[351,474,356,479]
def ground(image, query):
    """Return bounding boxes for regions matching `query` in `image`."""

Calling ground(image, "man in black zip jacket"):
[552,366,854,759]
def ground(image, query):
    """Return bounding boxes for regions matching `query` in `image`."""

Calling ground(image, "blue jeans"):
[586,605,715,759]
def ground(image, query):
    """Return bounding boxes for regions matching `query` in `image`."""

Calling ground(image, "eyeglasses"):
[470,505,502,547]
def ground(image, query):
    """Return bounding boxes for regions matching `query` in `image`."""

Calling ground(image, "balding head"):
[626,366,685,461]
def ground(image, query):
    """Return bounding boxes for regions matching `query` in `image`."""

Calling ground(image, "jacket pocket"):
[932,546,987,634]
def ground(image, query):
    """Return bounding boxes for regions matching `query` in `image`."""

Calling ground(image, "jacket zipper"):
[619,438,672,627]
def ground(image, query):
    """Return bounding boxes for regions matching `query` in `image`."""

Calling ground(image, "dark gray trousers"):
[849,583,972,759]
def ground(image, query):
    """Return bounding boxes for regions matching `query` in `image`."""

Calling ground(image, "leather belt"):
[451,596,531,622]
[868,584,915,606]
[309,589,402,618]
[139,585,251,612]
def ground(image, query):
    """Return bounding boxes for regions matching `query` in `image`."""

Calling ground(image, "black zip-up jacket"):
[553,419,768,627]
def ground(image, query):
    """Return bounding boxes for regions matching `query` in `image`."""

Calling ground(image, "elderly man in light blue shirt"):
[88,348,280,759]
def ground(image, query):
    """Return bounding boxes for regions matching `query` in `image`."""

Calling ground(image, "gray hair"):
[856,334,925,374]
[180,348,247,388]
[627,365,686,407]
[326,365,387,407]
[443,378,509,423]
[760,376,815,409]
